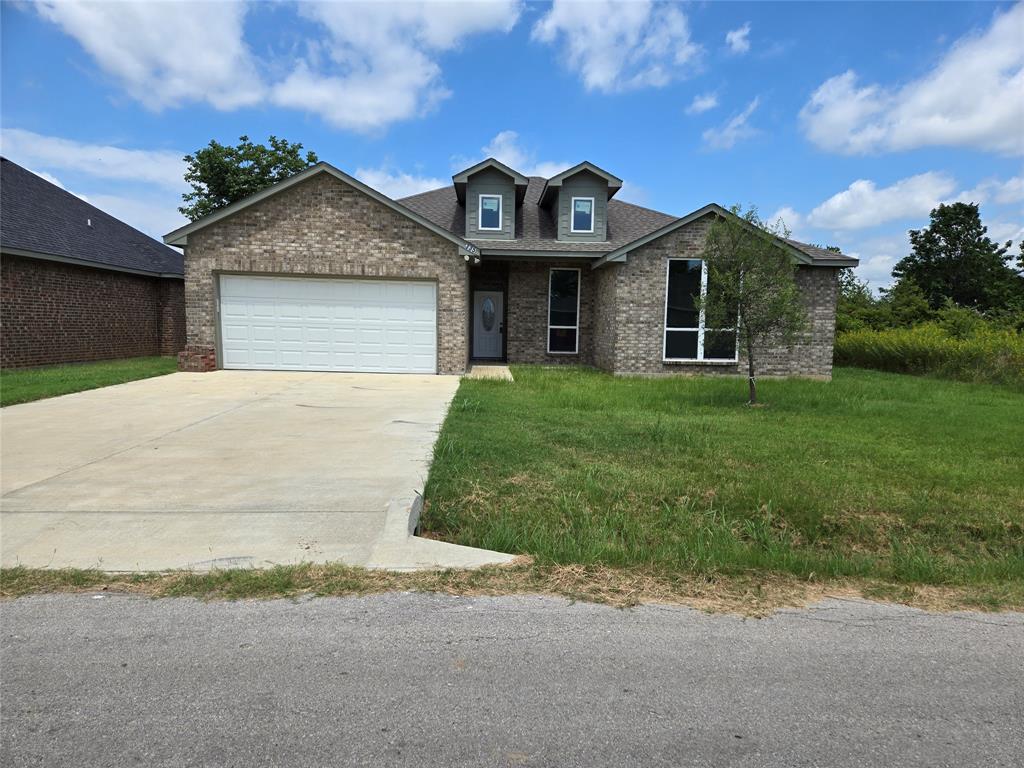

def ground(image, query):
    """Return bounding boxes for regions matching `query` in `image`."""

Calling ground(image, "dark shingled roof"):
[401,177,856,265]
[401,177,677,253]
[783,238,858,265]
[1,157,183,276]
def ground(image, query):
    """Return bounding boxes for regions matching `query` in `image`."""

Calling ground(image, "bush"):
[835,323,1024,389]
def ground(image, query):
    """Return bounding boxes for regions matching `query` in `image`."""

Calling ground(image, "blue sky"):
[2,1,1022,287]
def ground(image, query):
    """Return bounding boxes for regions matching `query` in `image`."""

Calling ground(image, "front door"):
[472,290,504,359]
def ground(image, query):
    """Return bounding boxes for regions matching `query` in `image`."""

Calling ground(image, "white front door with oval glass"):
[472,290,503,359]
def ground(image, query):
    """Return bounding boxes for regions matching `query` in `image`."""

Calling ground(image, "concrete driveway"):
[0,371,515,572]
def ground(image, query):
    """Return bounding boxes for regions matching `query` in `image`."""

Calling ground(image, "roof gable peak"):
[539,161,623,207]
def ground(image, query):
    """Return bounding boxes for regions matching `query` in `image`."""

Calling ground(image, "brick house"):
[1,158,185,368]
[164,159,857,377]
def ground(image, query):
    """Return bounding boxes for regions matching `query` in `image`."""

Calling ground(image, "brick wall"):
[596,216,841,378]
[1,254,185,368]
[591,264,618,372]
[157,278,186,356]
[505,260,595,366]
[182,173,469,374]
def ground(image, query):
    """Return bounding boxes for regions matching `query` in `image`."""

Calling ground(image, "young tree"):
[179,135,319,221]
[892,202,1021,311]
[700,206,807,405]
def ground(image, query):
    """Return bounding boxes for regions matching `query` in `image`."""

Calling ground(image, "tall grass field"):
[835,324,1024,389]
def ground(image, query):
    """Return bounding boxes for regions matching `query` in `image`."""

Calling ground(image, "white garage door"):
[219,275,437,373]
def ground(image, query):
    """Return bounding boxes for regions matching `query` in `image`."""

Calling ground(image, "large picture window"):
[663,259,737,362]
[478,194,502,231]
[548,268,580,354]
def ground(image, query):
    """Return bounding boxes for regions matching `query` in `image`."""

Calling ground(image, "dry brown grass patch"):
[3,563,1020,616]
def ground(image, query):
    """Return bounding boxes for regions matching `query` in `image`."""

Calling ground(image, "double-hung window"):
[663,259,738,362]
[570,197,594,233]
[478,194,502,231]
[548,268,580,354]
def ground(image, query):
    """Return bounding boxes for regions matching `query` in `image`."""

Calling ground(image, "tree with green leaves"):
[700,206,807,405]
[179,135,319,221]
[836,269,878,332]
[892,202,1021,312]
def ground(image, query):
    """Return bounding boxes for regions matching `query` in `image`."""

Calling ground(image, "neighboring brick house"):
[164,159,857,378]
[0,158,185,368]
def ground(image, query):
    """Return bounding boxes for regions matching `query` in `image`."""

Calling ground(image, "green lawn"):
[422,366,1024,593]
[0,356,178,406]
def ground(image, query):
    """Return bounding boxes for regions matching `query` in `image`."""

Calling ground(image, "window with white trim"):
[663,259,738,362]
[548,268,580,354]
[570,197,594,233]
[478,194,502,231]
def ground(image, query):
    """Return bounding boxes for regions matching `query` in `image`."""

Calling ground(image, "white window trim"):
[547,267,581,355]
[478,193,503,231]
[662,258,739,363]
[570,196,595,234]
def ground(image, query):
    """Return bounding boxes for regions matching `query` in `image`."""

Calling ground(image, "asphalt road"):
[2,593,1022,767]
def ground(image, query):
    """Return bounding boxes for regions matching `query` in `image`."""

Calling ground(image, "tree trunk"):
[746,333,757,405]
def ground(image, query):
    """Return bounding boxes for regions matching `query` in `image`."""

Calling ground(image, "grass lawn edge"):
[0,355,179,407]
[2,564,1020,616]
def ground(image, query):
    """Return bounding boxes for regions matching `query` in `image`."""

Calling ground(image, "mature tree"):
[700,206,807,405]
[179,135,319,221]
[892,202,1021,311]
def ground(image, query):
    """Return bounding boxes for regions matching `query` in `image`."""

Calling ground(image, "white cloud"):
[800,4,1024,155]
[836,233,910,288]
[987,220,1024,252]
[32,0,521,133]
[453,131,571,178]
[806,172,956,230]
[532,0,701,92]
[34,1,263,111]
[769,206,804,237]
[702,97,760,150]
[616,181,649,206]
[957,176,1024,206]
[272,1,520,131]
[725,23,751,55]
[686,92,719,115]
[1,128,186,190]
[354,167,447,199]
[850,250,899,288]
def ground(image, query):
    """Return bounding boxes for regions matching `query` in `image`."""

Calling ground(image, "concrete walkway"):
[0,371,516,572]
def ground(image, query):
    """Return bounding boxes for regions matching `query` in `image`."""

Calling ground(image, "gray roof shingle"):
[1,157,184,276]
[783,238,858,265]
[401,177,677,253]
[401,177,856,265]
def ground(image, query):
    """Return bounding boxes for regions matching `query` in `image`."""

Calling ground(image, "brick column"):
[178,344,216,371]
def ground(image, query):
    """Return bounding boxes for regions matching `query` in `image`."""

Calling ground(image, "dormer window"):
[571,197,594,233]
[478,194,502,231]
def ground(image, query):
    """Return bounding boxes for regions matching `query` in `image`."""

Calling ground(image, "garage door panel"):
[219,275,437,373]
[252,325,276,342]
[222,324,250,342]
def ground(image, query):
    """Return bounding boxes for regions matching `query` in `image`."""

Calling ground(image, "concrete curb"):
[365,494,517,572]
